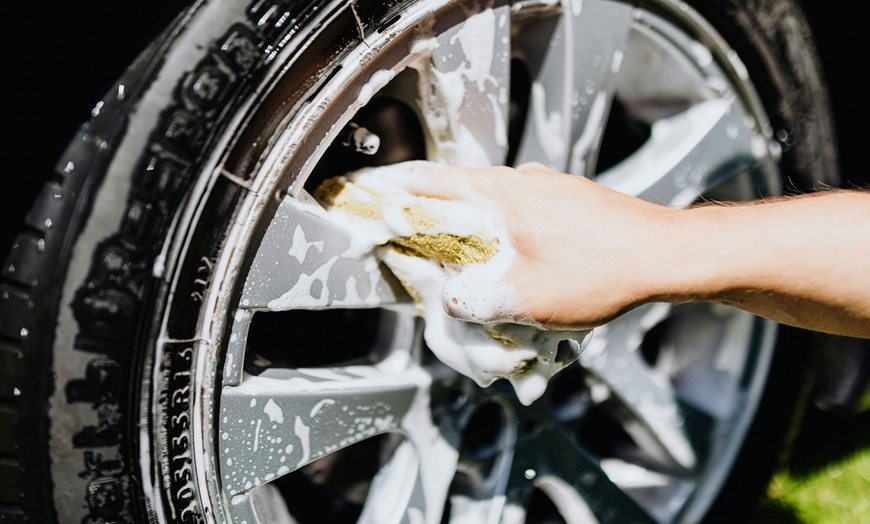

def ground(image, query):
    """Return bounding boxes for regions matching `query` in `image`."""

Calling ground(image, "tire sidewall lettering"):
[52,1,316,522]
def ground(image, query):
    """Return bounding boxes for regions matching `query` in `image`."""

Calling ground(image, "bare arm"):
[371,161,870,338]
[658,190,870,337]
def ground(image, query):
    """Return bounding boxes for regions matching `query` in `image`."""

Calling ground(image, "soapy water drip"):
[303,161,591,405]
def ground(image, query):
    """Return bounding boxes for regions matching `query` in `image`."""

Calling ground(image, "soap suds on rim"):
[297,161,591,405]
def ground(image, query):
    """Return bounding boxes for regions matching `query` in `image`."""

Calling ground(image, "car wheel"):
[2,0,837,522]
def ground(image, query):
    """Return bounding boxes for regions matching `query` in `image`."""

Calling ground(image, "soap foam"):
[305,162,591,404]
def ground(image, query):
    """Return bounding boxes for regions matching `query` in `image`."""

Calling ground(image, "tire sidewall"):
[41,1,329,521]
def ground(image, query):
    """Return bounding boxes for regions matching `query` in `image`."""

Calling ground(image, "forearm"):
[338,162,870,338]
[651,191,870,337]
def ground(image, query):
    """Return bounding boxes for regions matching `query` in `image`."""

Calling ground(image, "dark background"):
[4,1,184,252]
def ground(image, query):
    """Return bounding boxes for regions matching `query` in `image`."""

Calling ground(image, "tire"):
[1,0,838,523]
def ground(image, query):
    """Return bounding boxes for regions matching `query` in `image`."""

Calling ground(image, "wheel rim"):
[149,1,782,522]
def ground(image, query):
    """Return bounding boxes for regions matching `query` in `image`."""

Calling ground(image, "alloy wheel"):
[148,1,782,522]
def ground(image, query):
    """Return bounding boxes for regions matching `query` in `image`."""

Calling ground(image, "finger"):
[316,164,508,255]
[349,160,471,201]
[515,161,560,175]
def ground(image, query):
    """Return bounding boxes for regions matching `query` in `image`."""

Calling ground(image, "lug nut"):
[343,123,380,155]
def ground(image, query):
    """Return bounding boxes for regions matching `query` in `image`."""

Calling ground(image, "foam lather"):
[311,162,592,405]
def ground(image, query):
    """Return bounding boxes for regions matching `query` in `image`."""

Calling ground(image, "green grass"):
[757,447,870,522]
[752,405,870,523]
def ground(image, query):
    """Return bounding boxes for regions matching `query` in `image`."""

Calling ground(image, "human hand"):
[319,160,870,339]
[329,160,675,330]
[313,160,609,404]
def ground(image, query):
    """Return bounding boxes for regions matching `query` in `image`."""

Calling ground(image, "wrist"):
[640,204,733,305]
[605,199,693,310]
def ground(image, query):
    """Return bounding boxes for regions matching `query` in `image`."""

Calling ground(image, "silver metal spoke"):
[597,457,694,524]
[536,426,654,523]
[359,435,460,524]
[449,449,522,524]
[580,303,697,471]
[597,96,763,207]
[241,195,407,311]
[219,357,428,497]
[514,0,634,175]
[511,0,573,170]
[660,304,761,420]
[412,3,512,166]
[359,373,461,524]
[534,475,600,524]
[225,484,295,524]
[449,493,526,524]
[358,440,428,524]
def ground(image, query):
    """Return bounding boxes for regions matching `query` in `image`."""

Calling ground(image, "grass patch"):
[759,447,870,522]
[752,401,870,523]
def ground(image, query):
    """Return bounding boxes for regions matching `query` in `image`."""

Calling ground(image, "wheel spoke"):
[359,373,461,524]
[449,492,526,524]
[535,426,654,522]
[218,357,428,497]
[533,475,601,524]
[411,3,512,166]
[580,304,697,471]
[513,0,634,175]
[358,440,427,524]
[449,449,524,524]
[660,304,762,420]
[359,433,460,524]
[241,195,408,311]
[597,97,762,207]
[225,484,295,524]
